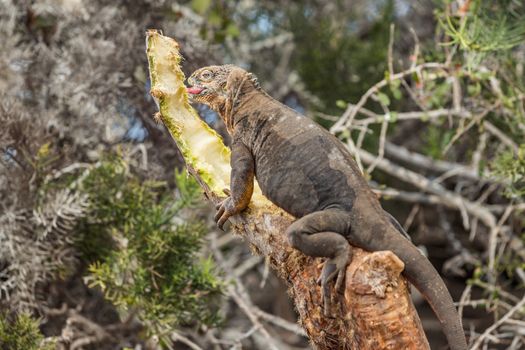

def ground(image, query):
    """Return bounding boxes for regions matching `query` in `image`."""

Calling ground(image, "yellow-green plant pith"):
[146,30,231,193]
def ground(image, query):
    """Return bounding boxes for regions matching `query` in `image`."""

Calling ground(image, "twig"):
[210,234,285,350]
[249,33,293,51]
[358,146,496,229]
[366,97,390,174]
[442,103,498,155]
[451,74,462,112]
[472,280,521,304]
[71,336,101,350]
[330,63,448,133]
[486,203,525,214]
[355,121,370,151]
[437,207,463,254]
[346,137,364,174]
[259,260,270,288]
[171,331,204,350]
[432,166,472,185]
[210,233,307,343]
[384,141,481,182]
[216,232,242,248]
[515,267,525,285]
[234,255,262,277]
[470,293,525,350]
[387,24,395,76]
[457,284,472,320]
[48,162,91,181]
[227,287,279,350]
[487,204,514,278]
[374,186,456,207]
[484,121,520,154]
[471,131,487,172]
[336,103,519,156]
[403,204,420,232]
[469,183,500,240]
[252,308,306,336]
[409,27,420,70]
[400,78,428,111]
[354,108,462,125]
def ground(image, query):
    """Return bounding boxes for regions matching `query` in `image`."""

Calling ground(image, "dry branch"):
[146,30,430,350]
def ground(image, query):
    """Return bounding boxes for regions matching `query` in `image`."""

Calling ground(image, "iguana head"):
[186,65,260,114]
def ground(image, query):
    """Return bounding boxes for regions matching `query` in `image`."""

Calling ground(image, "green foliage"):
[422,76,453,109]
[439,0,525,68]
[189,0,239,42]
[76,157,223,342]
[0,312,54,350]
[422,123,454,160]
[289,0,394,117]
[493,145,525,199]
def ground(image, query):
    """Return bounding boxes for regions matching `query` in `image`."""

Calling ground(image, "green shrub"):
[76,157,223,345]
[0,312,54,350]
[493,145,525,199]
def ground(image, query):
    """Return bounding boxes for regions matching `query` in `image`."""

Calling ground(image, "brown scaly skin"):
[187,65,468,350]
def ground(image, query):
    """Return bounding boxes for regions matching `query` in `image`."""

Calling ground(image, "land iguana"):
[186,64,468,350]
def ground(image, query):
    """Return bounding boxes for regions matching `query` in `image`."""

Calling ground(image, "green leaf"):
[390,111,398,122]
[191,0,211,14]
[37,142,51,159]
[225,23,240,38]
[390,85,402,100]
[389,78,401,89]
[208,10,222,26]
[335,99,347,109]
[376,92,391,106]
[467,82,481,96]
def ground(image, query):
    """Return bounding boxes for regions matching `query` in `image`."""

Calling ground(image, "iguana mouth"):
[187,86,206,95]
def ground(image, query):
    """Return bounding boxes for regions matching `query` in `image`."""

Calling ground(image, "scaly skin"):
[187,65,468,350]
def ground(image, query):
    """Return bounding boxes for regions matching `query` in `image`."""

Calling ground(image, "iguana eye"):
[200,70,213,80]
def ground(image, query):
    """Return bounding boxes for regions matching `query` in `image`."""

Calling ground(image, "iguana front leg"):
[215,140,254,229]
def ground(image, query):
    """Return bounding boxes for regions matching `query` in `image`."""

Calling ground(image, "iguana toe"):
[319,250,350,316]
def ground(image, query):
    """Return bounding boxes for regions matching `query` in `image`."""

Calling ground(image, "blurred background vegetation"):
[0,0,524,349]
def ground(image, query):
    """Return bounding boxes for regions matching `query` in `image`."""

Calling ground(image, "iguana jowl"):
[186,65,468,350]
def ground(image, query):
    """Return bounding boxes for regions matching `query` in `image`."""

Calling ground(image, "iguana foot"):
[318,247,350,316]
[284,209,352,316]
[214,189,242,230]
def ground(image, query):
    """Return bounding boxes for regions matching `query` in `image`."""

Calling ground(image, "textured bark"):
[146,30,430,350]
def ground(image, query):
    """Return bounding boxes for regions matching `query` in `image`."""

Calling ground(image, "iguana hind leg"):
[285,208,352,316]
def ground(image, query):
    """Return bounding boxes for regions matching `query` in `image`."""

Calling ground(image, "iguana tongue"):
[187,86,204,94]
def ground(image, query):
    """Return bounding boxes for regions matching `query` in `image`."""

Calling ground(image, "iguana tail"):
[391,235,468,350]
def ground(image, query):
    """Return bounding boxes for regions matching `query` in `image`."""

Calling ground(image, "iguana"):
[186,64,468,350]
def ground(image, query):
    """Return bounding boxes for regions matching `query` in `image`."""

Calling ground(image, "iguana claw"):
[214,189,238,230]
[318,250,349,316]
